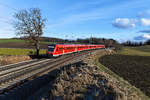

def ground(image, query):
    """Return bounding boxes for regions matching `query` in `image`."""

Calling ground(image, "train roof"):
[48,44,104,47]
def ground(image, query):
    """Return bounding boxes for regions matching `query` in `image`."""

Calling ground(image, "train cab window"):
[59,48,63,51]
[48,45,55,52]
[48,48,54,52]
[56,48,59,51]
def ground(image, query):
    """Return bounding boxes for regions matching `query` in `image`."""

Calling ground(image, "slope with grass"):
[99,46,150,98]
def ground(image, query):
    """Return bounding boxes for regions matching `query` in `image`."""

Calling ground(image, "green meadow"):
[0,48,45,56]
[0,39,25,43]
[118,46,150,56]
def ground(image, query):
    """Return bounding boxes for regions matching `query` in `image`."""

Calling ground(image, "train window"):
[48,48,54,51]
[48,45,55,52]
[66,47,72,50]
[56,48,59,51]
[59,48,63,51]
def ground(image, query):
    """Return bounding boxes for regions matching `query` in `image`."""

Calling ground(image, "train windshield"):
[48,44,55,52]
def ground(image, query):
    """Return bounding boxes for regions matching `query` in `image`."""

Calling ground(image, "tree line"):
[40,37,122,51]
[122,40,150,46]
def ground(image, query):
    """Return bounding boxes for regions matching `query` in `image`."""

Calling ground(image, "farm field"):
[0,39,50,49]
[99,46,150,97]
[118,46,150,56]
[131,45,150,52]
[0,39,25,43]
[0,39,57,44]
[0,48,45,56]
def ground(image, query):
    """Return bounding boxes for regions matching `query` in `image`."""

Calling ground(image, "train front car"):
[46,44,56,57]
[46,44,105,57]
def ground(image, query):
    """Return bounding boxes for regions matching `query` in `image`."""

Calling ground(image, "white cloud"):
[141,18,150,26]
[134,34,150,40]
[112,18,137,29]
[143,34,150,39]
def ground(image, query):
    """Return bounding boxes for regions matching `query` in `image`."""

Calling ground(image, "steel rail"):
[0,59,41,72]
[0,50,91,94]
[0,59,52,77]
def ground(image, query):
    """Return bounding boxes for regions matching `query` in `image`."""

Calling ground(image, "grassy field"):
[0,39,56,44]
[0,48,45,56]
[0,39,25,43]
[0,39,56,49]
[118,46,150,56]
[0,39,49,55]
[99,46,150,98]
[131,45,150,52]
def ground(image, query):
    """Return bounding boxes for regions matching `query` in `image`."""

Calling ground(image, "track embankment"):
[28,49,146,100]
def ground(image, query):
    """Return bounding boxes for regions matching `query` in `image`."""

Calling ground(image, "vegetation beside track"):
[97,46,150,99]
[0,48,45,56]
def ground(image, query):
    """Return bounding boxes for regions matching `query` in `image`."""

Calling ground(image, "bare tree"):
[13,8,46,56]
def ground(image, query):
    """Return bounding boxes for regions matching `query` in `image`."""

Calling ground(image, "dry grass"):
[50,62,127,100]
[0,55,31,66]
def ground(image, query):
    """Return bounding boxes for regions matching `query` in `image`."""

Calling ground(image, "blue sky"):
[0,0,150,42]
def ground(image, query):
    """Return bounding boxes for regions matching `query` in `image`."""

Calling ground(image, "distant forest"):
[122,40,150,46]
[39,37,121,49]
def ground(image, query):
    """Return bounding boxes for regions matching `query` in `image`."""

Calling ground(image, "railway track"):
[0,59,42,72]
[0,50,91,95]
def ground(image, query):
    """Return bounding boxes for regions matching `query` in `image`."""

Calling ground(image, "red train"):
[46,44,105,56]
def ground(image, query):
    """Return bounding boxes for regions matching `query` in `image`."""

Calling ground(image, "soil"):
[99,54,150,97]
